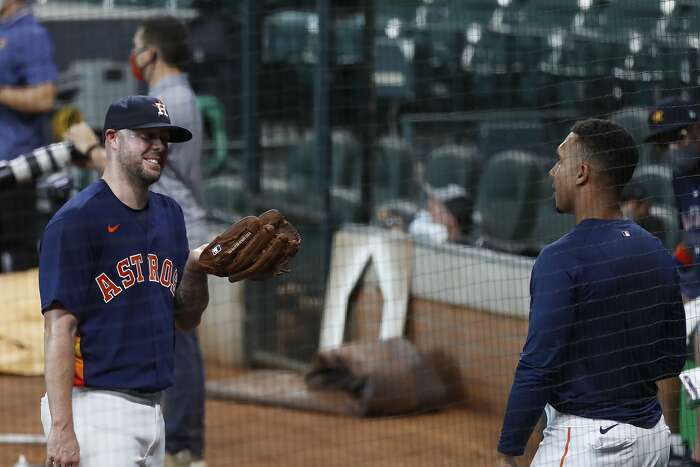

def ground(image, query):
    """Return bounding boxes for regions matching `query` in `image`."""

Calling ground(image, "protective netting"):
[1,0,699,465]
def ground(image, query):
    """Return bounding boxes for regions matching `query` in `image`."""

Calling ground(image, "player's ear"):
[104,129,119,151]
[575,160,590,186]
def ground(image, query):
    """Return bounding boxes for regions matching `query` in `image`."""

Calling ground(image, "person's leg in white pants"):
[41,389,164,467]
[531,406,670,466]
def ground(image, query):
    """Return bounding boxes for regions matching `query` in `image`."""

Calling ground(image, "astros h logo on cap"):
[104,95,191,143]
[650,110,664,125]
[153,101,169,118]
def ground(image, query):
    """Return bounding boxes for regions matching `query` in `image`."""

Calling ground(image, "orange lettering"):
[130,254,144,283]
[159,259,173,288]
[147,254,158,282]
[117,258,136,289]
[95,273,123,303]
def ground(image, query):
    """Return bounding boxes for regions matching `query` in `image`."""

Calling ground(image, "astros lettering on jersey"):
[95,253,178,303]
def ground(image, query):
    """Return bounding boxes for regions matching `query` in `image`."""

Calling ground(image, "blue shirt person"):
[0,0,57,272]
[0,1,57,159]
[497,119,686,467]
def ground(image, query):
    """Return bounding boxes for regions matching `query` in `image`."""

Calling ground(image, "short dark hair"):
[571,118,639,196]
[140,16,192,69]
[444,194,473,237]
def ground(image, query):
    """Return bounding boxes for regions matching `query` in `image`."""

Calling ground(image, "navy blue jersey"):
[498,219,686,456]
[39,179,189,393]
[673,174,700,299]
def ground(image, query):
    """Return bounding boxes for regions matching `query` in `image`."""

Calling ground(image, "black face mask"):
[670,146,700,176]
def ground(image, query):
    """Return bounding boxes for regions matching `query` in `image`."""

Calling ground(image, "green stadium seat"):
[473,150,542,254]
[287,130,362,196]
[283,131,362,225]
[648,205,681,250]
[331,131,362,189]
[262,11,314,64]
[521,0,579,33]
[424,144,482,196]
[375,0,421,32]
[478,119,548,158]
[608,107,657,166]
[509,0,580,108]
[631,164,676,209]
[601,0,663,34]
[374,136,417,203]
[445,0,496,27]
[201,175,248,220]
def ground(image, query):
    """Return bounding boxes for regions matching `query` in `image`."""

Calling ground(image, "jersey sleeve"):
[174,201,190,289]
[498,246,576,456]
[39,218,93,319]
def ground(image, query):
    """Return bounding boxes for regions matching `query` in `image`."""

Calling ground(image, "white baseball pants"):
[41,388,165,467]
[530,404,670,466]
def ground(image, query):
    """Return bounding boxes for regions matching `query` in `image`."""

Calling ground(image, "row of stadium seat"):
[261,0,700,112]
[202,120,681,256]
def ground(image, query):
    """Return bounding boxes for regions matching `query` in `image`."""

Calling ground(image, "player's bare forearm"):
[174,247,209,330]
[43,307,78,431]
[0,82,56,114]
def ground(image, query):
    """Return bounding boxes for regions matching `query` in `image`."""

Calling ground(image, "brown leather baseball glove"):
[198,209,301,282]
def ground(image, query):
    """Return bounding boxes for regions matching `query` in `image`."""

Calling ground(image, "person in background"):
[645,96,700,465]
[620,180,666,240]
[64,16,208,467]
[408,184,474,244]
[0,0,57,272]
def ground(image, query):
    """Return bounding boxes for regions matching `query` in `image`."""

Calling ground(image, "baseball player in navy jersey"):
[39,95,210,467]
[497,119,686,466]
[65,16,210,466]
[644,96,700,465]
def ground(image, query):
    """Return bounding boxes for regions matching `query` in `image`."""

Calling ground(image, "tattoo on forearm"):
[175,270,209,319]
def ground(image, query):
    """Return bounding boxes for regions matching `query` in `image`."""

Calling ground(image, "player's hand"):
[46,425,80,466]
[494,453,519,467]
[185,244,208,274]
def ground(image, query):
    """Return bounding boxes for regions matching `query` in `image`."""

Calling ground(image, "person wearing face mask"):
[645,96,700,465]
[0,0,57,272]
[63,16,208,467]
[408,184,474,245]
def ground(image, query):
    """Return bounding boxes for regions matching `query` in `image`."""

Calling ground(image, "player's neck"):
[574,189,623,224]
[147,62,182,88]
[102,170,150,210]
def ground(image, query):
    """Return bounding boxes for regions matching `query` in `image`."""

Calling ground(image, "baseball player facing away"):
[39,95,210,467]
[496,119,687,467]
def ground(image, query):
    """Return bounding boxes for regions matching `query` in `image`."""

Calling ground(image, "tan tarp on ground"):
[0,268,43,375]
[206,338,447,417]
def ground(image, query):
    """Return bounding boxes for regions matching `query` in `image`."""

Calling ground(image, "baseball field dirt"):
[0,364,538,466]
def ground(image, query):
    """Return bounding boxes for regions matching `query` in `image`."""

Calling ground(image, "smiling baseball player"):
[39,95,209,467]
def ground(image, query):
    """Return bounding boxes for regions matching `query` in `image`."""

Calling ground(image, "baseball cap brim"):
[128,122,192,143]
[643,124,688,144]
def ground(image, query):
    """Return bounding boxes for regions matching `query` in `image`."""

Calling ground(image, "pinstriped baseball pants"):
[531,404,670,466]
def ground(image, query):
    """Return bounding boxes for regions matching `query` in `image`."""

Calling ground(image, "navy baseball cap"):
[103,95,192,143]
[644,96,700,144]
